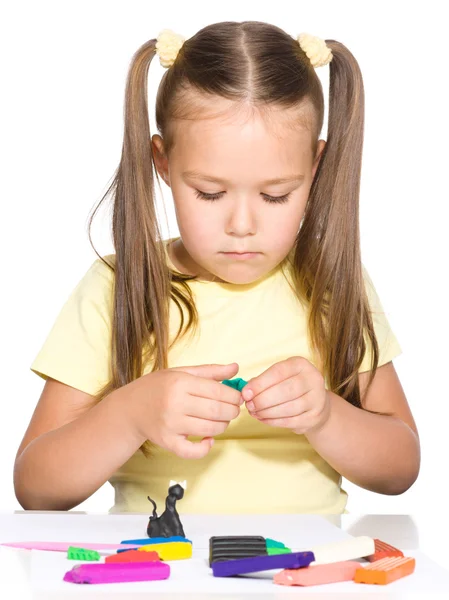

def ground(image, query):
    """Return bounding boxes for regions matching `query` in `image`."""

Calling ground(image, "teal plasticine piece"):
[221,378,248,392]
[265,538,287,549]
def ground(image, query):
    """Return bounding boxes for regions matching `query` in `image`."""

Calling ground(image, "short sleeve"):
[358,263,403,373]
[30,255,115,396]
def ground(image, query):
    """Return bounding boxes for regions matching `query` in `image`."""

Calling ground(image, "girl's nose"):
[225,197,257,235]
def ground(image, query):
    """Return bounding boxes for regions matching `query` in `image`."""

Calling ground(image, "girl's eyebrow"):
[182,170,305,185]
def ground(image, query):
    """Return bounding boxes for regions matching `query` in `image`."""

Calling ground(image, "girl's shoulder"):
[71,254,116,305]
[88,253,116,282]
[96,253,116,271]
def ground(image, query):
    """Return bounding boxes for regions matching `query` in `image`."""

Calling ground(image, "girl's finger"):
[242,356,308,402]
[257,415,304,429]
[184,397,240,422]
[252,396,308,420]
[251,375,311,412]
[180,415,229,438]
[188,376,242,406]
[258,410,317,431]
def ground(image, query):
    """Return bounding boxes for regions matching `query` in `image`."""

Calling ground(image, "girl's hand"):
[125,363,242,459]
[242,356,331,435]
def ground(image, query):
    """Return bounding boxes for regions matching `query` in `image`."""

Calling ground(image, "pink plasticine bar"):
[1,541,138,552]
[274,561,361,586]
[63,561,170,584]
[63,570,76,583]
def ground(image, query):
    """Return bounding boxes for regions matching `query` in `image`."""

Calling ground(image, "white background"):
[1,0,447,523]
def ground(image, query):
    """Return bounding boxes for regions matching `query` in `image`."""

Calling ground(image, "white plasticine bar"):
[310,536,375,565]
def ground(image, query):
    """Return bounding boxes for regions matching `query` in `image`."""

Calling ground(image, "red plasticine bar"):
[63,561,170,584]
[354,556,415,585]
[364,539,404,562]
[105,550,160,563]
[274,561,360,586]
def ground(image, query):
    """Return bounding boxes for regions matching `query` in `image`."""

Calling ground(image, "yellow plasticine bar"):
[138,541,192,560]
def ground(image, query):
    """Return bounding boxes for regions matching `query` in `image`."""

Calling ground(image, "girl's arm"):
[305,361,420,495]
[13,378,146,511]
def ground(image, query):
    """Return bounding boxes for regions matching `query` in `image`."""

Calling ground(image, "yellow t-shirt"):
[30,238,402,514]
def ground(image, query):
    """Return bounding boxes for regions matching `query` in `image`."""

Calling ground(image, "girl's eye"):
[194,189,291,204]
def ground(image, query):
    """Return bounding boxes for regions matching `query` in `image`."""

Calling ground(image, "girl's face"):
[152,100,325,284]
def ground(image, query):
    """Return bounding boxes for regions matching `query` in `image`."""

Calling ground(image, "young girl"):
[15,21,420,515]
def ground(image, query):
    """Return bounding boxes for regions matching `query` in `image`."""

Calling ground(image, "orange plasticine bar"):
[105,550,160,563]
[274,561,360,586]
[364,539,404,562]
[354,556,415,585]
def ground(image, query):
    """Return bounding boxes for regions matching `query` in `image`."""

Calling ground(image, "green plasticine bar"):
[266,538,291,555]
[267,547,292,555]
[67,546,101,561]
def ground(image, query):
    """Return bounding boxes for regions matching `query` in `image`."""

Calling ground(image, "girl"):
[15,21,420,514]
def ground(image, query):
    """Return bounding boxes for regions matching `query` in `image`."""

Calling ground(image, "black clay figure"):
[147,481,186,538]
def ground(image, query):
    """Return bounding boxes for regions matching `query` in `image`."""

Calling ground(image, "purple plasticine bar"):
[211,551,314,577]
[63,561,170,584]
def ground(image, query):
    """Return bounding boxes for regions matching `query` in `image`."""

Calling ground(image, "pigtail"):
[113,39,170,383]
[292,40,379,408]
[87,39,200,458]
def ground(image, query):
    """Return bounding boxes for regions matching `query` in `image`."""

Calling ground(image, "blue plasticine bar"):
[211,551,315,577]
[117,536,192,553]
[120,536,191,545]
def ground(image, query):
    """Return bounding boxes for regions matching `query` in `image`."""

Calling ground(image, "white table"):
[0,511,448,598]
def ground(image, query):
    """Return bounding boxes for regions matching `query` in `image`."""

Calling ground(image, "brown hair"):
[87,21,388,459]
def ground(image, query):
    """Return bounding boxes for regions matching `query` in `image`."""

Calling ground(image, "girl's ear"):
[151,134,170,186]
[312,139,326,178]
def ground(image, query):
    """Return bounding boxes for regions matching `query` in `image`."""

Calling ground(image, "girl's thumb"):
[172,363,238,380]
[173,436,214,459]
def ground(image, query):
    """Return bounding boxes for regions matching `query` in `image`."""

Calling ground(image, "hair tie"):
[296,33,333,67]
[155,29,186,68]
[155,28,332,69]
